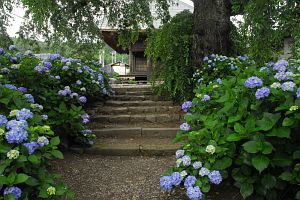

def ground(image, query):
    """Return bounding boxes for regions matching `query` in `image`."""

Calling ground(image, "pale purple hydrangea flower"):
[281,81,296,92]
[297,88,300,98]
[16,108,33,121]
[244,76,263,88]
[182,101,192,112]
[50,54,61,60]
[274,72,287,81]
[81,113,90,124]
[216,78,222,84]
[180,123,190,131]
[181,155,191,166]
[43,61,52,69]
[184,176,197,188]
[41,115,48,120]
[160,176,173,191]
[193,161,202,170]
[199,167,210,177]
[176,149,185,159]
[5,84,17,90]
[255,87,270,100]
[76,80,82,85]
[62,66,69,71]
[37,136,49,147]
[6,127,28,144]
[6,120,28,130]
[24,94,34,103]
[79,96,87,103]
[186,186,202,200]
[8,45,18,51]
[208,170,222,185]
[202,94,211,102]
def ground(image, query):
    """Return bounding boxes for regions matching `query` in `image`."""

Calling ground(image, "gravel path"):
[52,152,242,200]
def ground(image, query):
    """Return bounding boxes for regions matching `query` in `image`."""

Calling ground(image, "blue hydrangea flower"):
[3,186,22,200]
[255,87,270,100]
[296,88,300,98]
[43,61,52,69]
[160,176,173,191]
[216,78,222,84]
[24,94,35,103]
[203,56,209,62]
[23,141,39,155]
[175,149,185,159]
[37,136,49,147]
[181,155,191,166]
[81,113,90,124]
[199,167,210,177]
[239,55,248,61]
[82,129,92,134]
[193,161,202,170]
[79,96,87,103]
[285,72,295,80]
[18,87,27,93]
[5,84,17,90]
[6,120,28,130]
[50,54,61,60]
[208,170,222,185]
[201,95,210,102]
[171,172,183,186]
[180,123,190,131]
[58,90,68,96]
[0,48,5,54]
[16,52,24,59]
[55,76,60,80]
[187,186,202,200]
[182,101,192,112]
[6,127,28,144]
[184,176,197,188]
[281,81,296,92]
[16,108,33,121]
[98,73,104,82]
[244,77,263,88]
[103,88,109,95]
[34,65,48,74]
[273,60,288,72]
[0,115,8,126]
[274,72,287,81]
[8,45,18,51]
[25,50,32,55]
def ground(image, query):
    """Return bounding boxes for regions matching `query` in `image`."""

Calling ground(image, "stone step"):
[112,87,152,95]
[88,106,181,115]
[89,121,180,129]
[85,138,180,156]
[110,95,165,101]
[93,127,179,139]
[105,100,174,107]
[91,114,181,123]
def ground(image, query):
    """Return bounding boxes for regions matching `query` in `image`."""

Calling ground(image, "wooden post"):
[129,47,133,75]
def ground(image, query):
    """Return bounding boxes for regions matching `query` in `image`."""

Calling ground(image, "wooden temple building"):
[101,0,193,80]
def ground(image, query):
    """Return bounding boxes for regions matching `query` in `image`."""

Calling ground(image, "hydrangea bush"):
[0,46,111,145]
[161,55,300,199]
[0,85,73,199]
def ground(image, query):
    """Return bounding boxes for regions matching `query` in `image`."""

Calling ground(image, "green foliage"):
[0,87,73,199]
[232,0,300,64]
[169,55,300,199]
[146,10,193,101]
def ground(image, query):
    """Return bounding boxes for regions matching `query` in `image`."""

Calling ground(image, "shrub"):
[0,85,73,199]
[146,10,193,102]
[0,46,111,146]
[161,55,300,199]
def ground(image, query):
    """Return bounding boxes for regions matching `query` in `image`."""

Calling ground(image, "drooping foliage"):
[146,10,193,101]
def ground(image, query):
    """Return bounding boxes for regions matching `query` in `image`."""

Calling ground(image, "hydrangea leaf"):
[240,183,254,199]
[234,123,246,134]
[256,112,281,131]
[261,174,276,189]
[226,133,242,142]
[293,151,300,159]
[213,157,232,170]
[251,155,270,173]
[272,154,293,167]
[262,142,273,155]
[14,173,29,184]
[243,141,262,153]
[282,117,295,127]
[266,127,291,138]
[279,171,294,181]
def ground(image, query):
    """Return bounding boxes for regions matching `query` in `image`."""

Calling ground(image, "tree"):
[190,0,231,67]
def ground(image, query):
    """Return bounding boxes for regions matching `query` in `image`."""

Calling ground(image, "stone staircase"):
[86,84,183,156]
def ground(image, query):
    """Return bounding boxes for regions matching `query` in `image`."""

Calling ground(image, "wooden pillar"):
[128,47,133,75]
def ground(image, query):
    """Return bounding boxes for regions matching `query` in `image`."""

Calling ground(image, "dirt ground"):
[52,152,243,200]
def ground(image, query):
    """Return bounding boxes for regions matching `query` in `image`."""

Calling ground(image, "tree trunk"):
[191,0,231,67]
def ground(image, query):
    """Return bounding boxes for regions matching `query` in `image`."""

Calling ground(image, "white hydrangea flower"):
[180,170,188,177]
[176,159,182,168]
[7,150,20,160]
[205,145,216,154]
[270,82,281,89]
